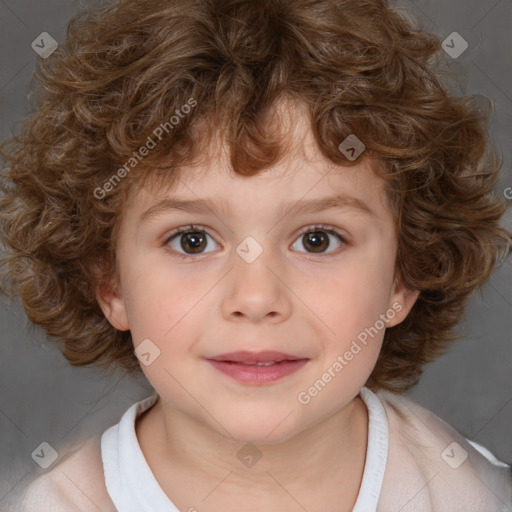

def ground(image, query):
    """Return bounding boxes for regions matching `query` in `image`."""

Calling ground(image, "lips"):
[206,351,309,384]
[207,350,304,364]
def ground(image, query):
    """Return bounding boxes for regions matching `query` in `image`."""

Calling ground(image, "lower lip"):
[206,359,309,384]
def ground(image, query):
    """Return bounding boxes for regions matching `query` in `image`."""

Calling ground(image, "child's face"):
[98,103,418,444]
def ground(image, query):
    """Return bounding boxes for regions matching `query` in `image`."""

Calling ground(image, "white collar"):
[101,386,389,512]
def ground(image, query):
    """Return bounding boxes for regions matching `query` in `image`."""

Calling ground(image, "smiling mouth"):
[207,350,306,364]
[206,351,309,384]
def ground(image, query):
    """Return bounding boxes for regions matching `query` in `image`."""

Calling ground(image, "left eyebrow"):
[139,192,376,224]
[282,193,376,218]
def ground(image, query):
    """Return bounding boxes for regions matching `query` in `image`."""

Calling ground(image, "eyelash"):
[164,224,348,260]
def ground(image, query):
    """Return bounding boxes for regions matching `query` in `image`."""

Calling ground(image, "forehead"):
[124,97,393,224]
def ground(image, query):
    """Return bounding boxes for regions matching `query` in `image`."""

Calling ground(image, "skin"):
[96,99,419,512]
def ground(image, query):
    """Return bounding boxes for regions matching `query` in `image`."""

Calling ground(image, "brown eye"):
[291,226,346,254]
[302,231,330,253]
[180,231,207,253]
[166,227,219,256]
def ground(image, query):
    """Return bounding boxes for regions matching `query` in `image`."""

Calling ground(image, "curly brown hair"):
[0,0,510,393]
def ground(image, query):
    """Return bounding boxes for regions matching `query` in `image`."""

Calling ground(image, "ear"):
[385,275,419,328]
[93,266,130,331]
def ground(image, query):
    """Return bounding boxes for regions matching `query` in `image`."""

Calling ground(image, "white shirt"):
[19,387,512,512]
[101,387,389,511]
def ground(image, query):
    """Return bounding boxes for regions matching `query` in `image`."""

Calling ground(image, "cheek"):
[310,252,393,367]
[319,256,393,324]
[122,256,207,338]
[124,264,211,393]
[126,275,200,400]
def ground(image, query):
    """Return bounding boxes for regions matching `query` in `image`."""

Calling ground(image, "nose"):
[220,242,293,324]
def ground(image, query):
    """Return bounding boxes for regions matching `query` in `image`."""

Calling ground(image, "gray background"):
[1,0,511,508]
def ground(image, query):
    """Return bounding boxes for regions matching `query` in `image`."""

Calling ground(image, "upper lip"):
[207,351,307,363]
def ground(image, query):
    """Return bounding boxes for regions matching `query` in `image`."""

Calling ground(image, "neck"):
[136,394,369,510]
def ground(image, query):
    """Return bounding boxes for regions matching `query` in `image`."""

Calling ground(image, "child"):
[1,0,511,510]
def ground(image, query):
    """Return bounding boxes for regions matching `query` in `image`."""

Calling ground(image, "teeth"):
[243,361,277,366]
